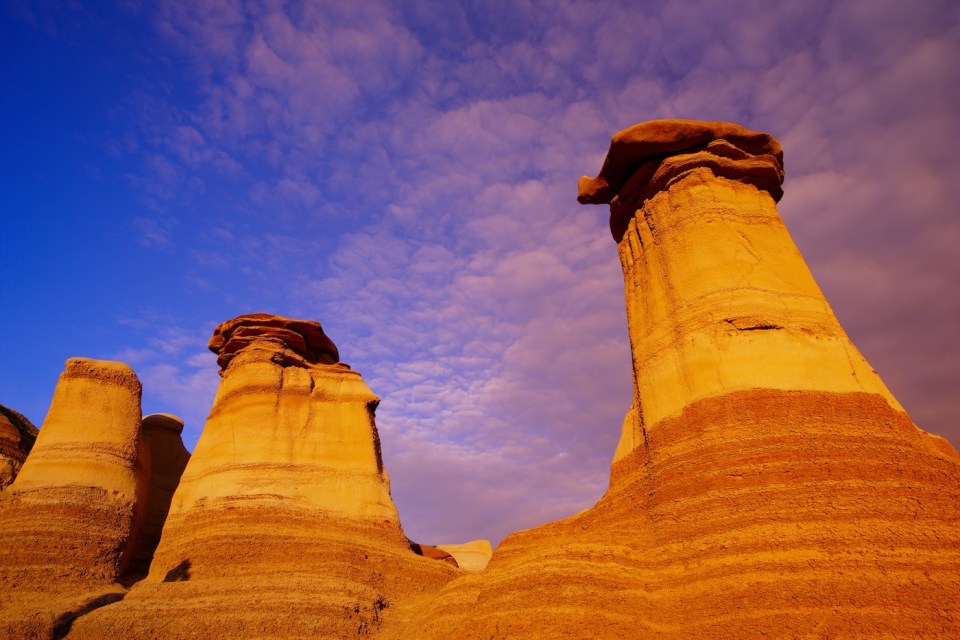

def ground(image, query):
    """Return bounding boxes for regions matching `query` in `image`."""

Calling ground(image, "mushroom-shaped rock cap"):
[209,313,340,372]
[578,120,785,241]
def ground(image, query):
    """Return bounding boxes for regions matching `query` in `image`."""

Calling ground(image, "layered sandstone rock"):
[5,123,958,639]
[389,120,960,639]
[70,314,457,639]
[0,359,146,639]
[0,404,37,489]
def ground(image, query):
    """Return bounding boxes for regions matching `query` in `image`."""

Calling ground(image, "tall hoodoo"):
[579,119,905,464]
[0,359,148,639]
[393,120,960,640]
[71,313,456,639]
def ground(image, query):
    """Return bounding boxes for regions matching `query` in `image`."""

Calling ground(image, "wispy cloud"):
[81,0,960,544]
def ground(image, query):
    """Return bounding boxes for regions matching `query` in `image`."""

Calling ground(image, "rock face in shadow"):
[0,359,146,639]
[69,314,457,639]
[125,414,191,579]
[0,404,37,489]
[389,120,960,639]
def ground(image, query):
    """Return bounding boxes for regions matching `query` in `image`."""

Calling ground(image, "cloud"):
[99,0,960,546]
[131,216,176,248]
[113,317,221,443]
[138,359,220,445]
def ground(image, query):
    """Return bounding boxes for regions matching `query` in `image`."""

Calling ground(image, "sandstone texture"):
[3,121,959,639]
[68,314,457,639]
[0,404,37,489]
[384,120,960,639]
[0,359,146,639]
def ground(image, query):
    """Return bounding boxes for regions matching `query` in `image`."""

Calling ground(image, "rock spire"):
[390,120,960,639]
[70,314,456,639]
[1,360,147,638]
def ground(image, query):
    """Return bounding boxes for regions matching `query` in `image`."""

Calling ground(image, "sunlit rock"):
[391,120,960,639]
[70,314,456,639]
[0,359,146,639]
[436,540,493,572]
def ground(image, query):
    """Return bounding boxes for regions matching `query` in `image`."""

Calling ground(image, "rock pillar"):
[0,359,147,638]
[574,119,960,637]
[392,120,960,640]
[70,314,456,639]
[579,119,904,463]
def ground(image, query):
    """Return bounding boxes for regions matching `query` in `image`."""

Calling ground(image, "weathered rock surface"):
[0,404,37,489]
[410,541,460,567]
[577,119,784,242]
[4,122,958,639]
[126,413,191,579]
[387,120,960,639]
[69,314,457,639]
[0,359,146,639]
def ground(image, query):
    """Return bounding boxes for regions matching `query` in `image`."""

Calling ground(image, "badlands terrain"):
[1,120,958,639]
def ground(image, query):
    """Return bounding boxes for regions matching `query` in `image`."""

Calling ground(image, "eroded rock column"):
[579,119,903,462]
[576,119,960,637]
[71,314,456,639]
[394,120,960,640]
[126,413,190,579]
[0,359,147,638]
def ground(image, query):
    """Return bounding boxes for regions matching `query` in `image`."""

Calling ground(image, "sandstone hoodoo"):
[125,413,191,579]
[0,359,146,639]
[0,404,37,489]
[391,120,960,639]
[69,313,458,639]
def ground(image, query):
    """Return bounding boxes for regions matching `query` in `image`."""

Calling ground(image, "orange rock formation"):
[0,360,191,639]
[0,404,37,489]
[3,121,958,639]
[387,120,960,639]
[125,413,191,579]
[68,314,456,639]
[0,359,145,638]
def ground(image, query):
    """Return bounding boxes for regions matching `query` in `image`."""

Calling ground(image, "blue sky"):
[2,0,958,545]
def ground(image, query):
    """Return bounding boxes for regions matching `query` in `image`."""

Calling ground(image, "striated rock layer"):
[0,404,37,489]
[70,314,457,639]
[388,120,960,639]
[0,359,146,639]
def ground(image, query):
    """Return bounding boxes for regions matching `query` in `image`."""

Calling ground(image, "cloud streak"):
[5,0,957,546]
[138,0,960,544]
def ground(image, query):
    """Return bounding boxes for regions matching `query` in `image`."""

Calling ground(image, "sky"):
[1,0,958,546]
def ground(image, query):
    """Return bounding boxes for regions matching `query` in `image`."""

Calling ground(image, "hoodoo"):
[69,313,457,639]
[125,413,191,579]
[0,359,147,639]
[2,123,958,639]
[390,120,960,639]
